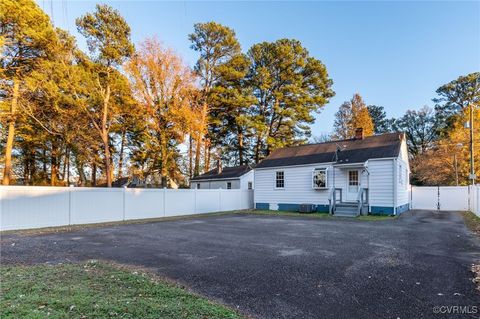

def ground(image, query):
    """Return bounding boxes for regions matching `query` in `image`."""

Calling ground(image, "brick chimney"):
[216,160,223,174]
[355,127,364,140]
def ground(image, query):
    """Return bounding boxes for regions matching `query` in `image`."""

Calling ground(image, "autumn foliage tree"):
[125,38,201,187]
[332,93,374,139]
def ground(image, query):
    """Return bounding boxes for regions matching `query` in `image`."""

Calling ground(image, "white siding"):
[368,159,395,207]
[396,139,410,207]
[254,163,333,205]
[191,179,240,189]
[240,170,254,189]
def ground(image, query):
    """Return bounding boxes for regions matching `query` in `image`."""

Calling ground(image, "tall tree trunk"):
[194,137,201,176]
[194,102,208,176]
[205,141,211,172]
[117,127,126,179]
[238,129,244,165]
[188,135,193,179]
[42,148,47,180]
[75,156,86,186]
[51,141,58,186]
[23,153,29,185]
[254,134,262,164]
[29,148,36,185]
[2,80,19,185]
[102,84,112,187]
[62,145,68,182]
[91,162,97,186]
[66,148,70,186]
[160,134,168,188]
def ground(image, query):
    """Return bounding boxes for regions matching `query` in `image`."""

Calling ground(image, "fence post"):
[68,185,74,226]
[163,187,166,217]
[123,186,126,221]
[219,188,222,211]
[194,188,197,214]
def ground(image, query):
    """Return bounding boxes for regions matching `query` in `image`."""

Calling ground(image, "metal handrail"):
[357,188,369,215]
[329,188,343,214]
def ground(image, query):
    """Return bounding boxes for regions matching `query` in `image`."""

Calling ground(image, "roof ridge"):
[272,132,402,151]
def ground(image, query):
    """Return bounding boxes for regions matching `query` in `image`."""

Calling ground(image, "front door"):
[346,170,360,201]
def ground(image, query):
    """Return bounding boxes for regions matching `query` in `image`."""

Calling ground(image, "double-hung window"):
[313,168,328,189]
[227,182,232,189]
[275,171,285,188]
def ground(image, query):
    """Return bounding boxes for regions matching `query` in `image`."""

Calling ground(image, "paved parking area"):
[1,210,479,318]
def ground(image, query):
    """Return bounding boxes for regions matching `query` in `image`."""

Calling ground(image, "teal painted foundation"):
[255,203,269,210]
[396,203,410,214]
[256,202,407,216]
[370,206,394,215]
[256,203,329,213]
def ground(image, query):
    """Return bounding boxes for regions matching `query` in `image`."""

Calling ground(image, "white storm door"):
[346,170,359,201]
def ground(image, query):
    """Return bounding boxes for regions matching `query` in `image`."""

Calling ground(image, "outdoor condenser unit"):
[298,204,315,213]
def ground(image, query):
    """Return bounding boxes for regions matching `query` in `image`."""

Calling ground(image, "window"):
[313,168,328,189]
[227,182,232,189]
[197,183,201,189]
[275,171,284,188]
[248,181,253,190]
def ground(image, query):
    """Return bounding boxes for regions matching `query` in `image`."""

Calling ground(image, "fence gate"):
[410,186,469,211]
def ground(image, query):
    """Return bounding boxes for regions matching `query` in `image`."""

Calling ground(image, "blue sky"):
[42,0,480,137]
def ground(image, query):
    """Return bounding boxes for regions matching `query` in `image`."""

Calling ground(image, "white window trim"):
[312,167,328,189]
[227,182,232,189]
[275,171,285,189]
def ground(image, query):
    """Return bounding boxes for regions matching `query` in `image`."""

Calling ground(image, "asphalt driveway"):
[1,210,479,318]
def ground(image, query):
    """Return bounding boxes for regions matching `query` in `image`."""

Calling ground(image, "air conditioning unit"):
[299,203,315,213]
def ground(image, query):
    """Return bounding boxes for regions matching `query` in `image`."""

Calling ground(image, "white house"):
[190,164,254,190]
[254,129,410,216]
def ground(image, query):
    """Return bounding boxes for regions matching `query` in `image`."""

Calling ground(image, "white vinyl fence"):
[0,186,254,231]
[410,185,480,216]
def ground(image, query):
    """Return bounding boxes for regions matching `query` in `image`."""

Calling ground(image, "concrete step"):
[336,203,358,208]
[334,205,359,217]
[334,212,359,217]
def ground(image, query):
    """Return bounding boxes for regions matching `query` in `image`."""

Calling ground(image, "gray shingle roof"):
[190,164,254,181]
[256,132,404,169]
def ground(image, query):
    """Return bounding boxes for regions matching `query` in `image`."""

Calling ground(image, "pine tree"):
[76,4,134,187]
[0,0,57,184]
[247,39,334,162]
[188,22,244,174]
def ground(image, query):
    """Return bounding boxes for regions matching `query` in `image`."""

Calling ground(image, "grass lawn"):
[0,261,242,319]
[463,211,480,236]
[244,209,397,221]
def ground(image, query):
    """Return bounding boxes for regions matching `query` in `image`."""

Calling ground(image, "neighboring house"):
[254,129,410,216]
[107,175,180,189]
[190,164,255,190]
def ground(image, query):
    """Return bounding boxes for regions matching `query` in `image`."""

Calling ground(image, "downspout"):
[393,159,398,215]
[364,160,370,213]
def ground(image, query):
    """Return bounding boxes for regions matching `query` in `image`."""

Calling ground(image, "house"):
[190,164,255,190]
[254,129,410,216]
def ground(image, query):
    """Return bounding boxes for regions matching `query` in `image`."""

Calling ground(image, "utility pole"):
[469,103,475,185]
